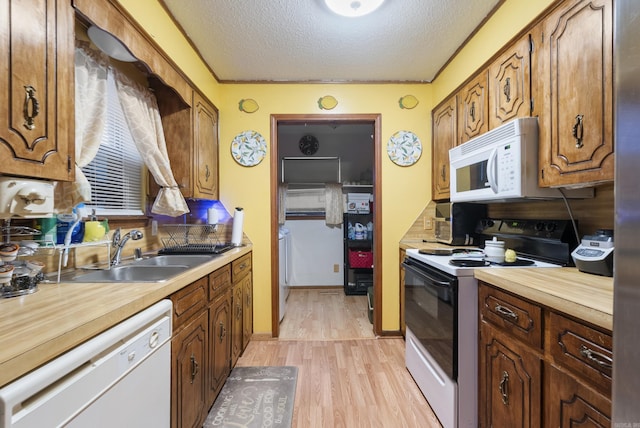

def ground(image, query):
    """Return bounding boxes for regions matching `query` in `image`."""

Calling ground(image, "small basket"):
[349,250,373,268]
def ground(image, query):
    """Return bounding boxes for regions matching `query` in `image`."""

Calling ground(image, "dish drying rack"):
[159,224,232,255]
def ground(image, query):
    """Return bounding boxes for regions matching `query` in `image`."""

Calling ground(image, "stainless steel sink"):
[72,265,190,283]
[132,255,215,268]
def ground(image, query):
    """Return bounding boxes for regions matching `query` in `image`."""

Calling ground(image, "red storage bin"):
[349,250,373,268]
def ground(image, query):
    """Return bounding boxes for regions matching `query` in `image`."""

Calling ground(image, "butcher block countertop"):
[474,268,613,331]
[400,239,613,331]
[0,245,252,389]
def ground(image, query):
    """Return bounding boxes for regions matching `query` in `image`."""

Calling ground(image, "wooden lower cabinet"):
[545,364,611,427]
[207,288,231,405]
[479,282,612,428]
[170,254,252,428]
[231,280,243,367]
[480,322,542,428]
[171,311,208,428]
[242,274,253,348]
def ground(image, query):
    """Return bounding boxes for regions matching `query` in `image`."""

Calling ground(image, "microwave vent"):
[456,117,537,157]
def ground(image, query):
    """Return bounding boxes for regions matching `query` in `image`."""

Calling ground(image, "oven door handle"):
[402,261,453,288]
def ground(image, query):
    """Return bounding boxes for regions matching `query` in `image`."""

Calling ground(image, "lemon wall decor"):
[398,95,419,109]
[387,130,422,166]
[318,95,338,110]
[238,98,259,113]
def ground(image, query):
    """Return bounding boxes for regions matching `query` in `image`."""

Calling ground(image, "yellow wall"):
[117,0,554,334]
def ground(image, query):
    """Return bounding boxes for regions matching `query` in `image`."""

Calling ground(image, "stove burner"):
[449,259,490,267]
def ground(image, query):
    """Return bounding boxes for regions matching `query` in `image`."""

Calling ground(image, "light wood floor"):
[236,288,442,427]
[279,288,375,340]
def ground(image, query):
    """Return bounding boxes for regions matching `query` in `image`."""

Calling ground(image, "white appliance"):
[0,177,54,219]
[278,227,291,322]
[403,218,575,427]
[449,117,593,203]
[0,300,172,428]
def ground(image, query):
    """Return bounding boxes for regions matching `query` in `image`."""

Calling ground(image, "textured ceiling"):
[161,0,501,83]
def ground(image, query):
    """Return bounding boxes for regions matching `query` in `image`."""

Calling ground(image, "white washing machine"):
[278,227,291,322]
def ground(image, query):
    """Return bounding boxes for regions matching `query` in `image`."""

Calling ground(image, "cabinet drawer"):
[209,264,231,299]
[171,276,208,330]
[232,253,251,282]
[479,283,543,349]
[549,312,612,395]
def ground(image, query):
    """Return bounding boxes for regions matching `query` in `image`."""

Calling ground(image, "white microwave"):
[449,117,593,203]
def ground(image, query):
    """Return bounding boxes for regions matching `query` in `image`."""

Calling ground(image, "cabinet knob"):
[572,114,584,148]
[503,77,511,103]
[190,353,199,383]
[23,85,40,131]
[579,345,612,370]
[499,370,509,405]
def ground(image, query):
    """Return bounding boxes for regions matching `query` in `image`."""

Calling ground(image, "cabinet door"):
[545,364,611,428]
[431,96,457,201]
[535,0,613,187]
[489,35,532,129]
[480,322,542,428]
[458,70,489,145]
[193,91,219,199]
[0,0,74,181]
[231,281,243,366]
[208,288,231,406]
[152,82,191,197]
[242,274,253,351]
[172,312,207,428]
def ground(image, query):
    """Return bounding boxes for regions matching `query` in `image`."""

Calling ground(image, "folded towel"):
[325,182,343,226]
[278,183,288,225]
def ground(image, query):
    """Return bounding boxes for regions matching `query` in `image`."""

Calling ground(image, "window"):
[82,72,145,216]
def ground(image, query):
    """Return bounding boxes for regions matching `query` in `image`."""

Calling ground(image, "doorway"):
[270,114,382,337]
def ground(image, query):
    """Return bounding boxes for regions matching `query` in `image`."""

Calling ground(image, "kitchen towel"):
[231,207,244,246]
[325,182,343,226]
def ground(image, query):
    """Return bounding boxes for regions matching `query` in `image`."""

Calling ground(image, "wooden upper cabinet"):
[534,0,613,187]
[193,92,219,199]
[432,96,457,201]
[489,35,532,129]
[151,86,219,200]
[0,0,75,181]
[458,71,489,145]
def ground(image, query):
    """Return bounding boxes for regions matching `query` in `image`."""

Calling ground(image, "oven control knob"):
[535,222,545,232]
[545,223,557,232]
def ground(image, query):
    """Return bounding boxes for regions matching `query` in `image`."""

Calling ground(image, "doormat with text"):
[203,366,298,428]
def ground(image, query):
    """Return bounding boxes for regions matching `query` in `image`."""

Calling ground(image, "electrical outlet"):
[333,264,340,273]
[424,217,433,230]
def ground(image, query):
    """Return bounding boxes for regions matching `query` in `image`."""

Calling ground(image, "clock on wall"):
[298,135,319,155]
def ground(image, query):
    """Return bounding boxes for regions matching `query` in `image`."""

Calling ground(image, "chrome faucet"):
[111,228,144,266]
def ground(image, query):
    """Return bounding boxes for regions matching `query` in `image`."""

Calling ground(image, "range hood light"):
[87,25,137,62]
[324,0,385,17]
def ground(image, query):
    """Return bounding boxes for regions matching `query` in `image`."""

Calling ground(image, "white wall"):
[284,219,343,286]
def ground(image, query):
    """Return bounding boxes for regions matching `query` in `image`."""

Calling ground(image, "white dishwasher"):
[0,299,172,428]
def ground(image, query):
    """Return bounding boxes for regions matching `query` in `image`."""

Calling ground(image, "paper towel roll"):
[231,207,244,246]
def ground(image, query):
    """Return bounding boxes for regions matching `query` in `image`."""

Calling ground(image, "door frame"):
[270,113,383,337]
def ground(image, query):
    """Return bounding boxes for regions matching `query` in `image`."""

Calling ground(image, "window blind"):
[82,72,145,216]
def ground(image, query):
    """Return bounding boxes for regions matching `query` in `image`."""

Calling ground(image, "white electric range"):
[403,218,575,428]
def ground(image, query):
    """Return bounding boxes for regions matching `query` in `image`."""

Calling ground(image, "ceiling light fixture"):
[324,0,385,17]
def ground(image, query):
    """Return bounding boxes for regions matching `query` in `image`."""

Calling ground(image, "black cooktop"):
[475,218,579,266]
